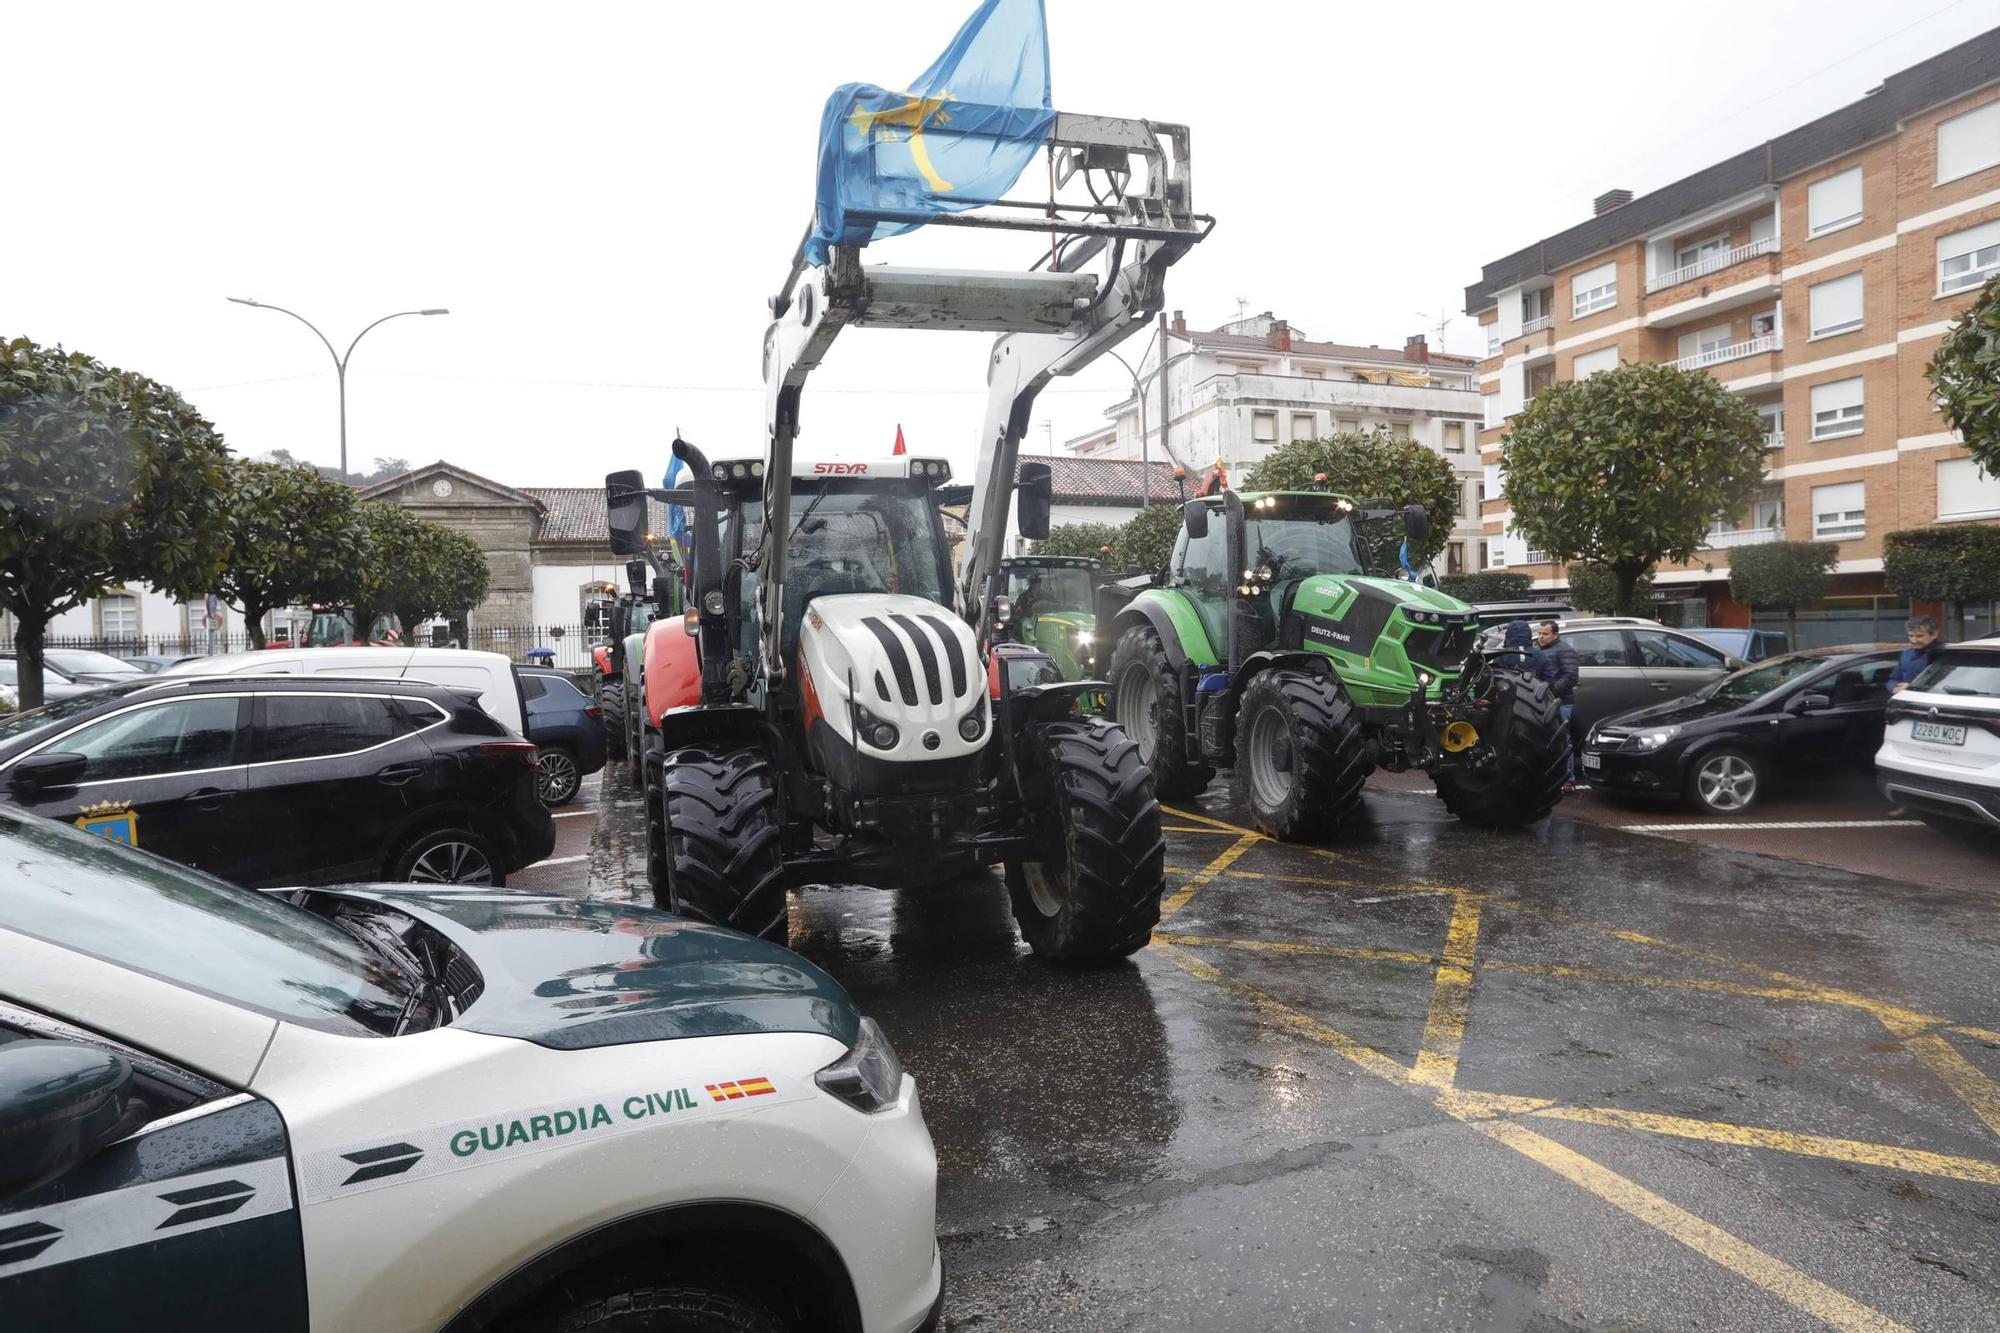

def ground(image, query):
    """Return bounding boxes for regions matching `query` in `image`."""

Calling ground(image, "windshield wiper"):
[329,913,445,1035]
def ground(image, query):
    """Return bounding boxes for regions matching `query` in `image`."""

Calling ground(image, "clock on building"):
[431,477,454,498]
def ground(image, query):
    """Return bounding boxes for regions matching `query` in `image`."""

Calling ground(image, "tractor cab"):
[1000,555,1101,679]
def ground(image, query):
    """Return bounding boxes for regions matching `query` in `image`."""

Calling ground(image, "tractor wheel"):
[600,679,628,764]
[1234,668,1370,842]
[1106,624,1212,799]
[1004,718,1166,965]
[656,745,789,942]
[1432,675,1568,828]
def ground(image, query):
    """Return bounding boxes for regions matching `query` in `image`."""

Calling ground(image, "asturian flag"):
[662,451,691,566]
[805,0,1054,266]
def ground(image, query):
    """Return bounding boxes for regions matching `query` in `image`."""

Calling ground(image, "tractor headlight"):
[1632,726,1680,751]
[815,1016,904,1114]
[701,590,727,617]
[991,595,1013,627]
[958,701,986,742]
[854,704,899,751]
[1255,564,1275,582]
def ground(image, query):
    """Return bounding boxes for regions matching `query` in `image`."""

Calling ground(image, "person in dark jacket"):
[1887,616,1941,693]
[1534,620,1582,788]
[1501,619,1552,680]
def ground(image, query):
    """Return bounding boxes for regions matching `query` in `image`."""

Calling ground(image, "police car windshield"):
[0,806,421,1037]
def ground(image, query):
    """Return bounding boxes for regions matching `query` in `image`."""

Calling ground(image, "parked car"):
[0,676,553,886]
[122,653,206,673]
[518,666,607,806]
[0,803,942,1333]
[1479,617,1742,741]
[1687,627,1789,662]
[40,648,147,681]
[1583,646,1900,814]
[0,655,100,704]
[1462,600,1577,631]
[166,647,527,735]
[1875,639,2000,830]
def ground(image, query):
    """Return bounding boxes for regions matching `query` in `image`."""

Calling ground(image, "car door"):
[241,692,435,886]
[1563,628,1645,736]
[4,695,249,877]
[1806,657,1897,764]
[0,1005,308,1331]
[1631,629,1732,706]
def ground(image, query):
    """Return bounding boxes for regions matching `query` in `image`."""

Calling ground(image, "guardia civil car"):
[0,805,941,1333]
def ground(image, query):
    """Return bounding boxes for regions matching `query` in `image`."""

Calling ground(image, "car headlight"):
[854,703,899,750]
[958,701,986,742]
[1632,726,1680,750]
[815,1016,904,1113]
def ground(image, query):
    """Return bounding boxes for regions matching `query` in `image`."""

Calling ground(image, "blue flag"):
[662,453,690,567]
[805,0,1055,267]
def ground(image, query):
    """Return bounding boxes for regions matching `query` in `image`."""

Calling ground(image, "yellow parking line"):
[1490,962,1825,1006]
[1158,833,1261,922]
[1154,932,1436,967]
[1953,1025,2000,1045]
[1161,805,1270,837]
[1883,1024,2000,1141]
[1162,824,1238,834]
[1412,891,1483,1091]
[1529,1105,2000,1187]
[1156,945,1911,1332]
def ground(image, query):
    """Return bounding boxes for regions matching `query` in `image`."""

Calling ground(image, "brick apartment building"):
[1466,28,2000,644]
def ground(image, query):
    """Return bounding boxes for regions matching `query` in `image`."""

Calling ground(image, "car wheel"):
[1686,748,1763,815]
[391,827,505,886]
[542,1284,787,1333]
[537,747,581,806]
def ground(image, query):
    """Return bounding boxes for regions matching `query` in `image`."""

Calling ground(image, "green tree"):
[1437,571,1534,602]
[1115,502,1183,576]
[1239,429,1458,562]
[0,337,233,707]
[1566,561,1654,615]
[1036,522,1122,561]
[1883,525,2000,640]
[1928,274,2000,477]
[355,504,490,638]
[1502,362,1767,615]
[1727,541,1840,643]
[217,459,366,648]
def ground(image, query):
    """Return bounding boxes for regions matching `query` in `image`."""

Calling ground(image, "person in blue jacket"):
[1887,616,1942,694]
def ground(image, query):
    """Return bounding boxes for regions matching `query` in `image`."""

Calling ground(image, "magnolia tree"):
[1240,430,1459,563]
[1566,562,1654,616]
[0,338,233,707]
[1727,541,1840,643]
[1928,273,2000,477]
[216,459,366,647]
[1883,526,2000,639]
[1437,571,1533,602]
[1503,362,1768,615]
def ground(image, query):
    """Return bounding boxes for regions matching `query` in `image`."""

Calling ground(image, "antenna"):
[1417,305,1454,349]
[1235,296,1249,320]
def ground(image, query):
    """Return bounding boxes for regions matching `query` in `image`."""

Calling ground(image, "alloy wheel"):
[1695,754,1757,812]
[408,841,495,884]
[537,749,579,804]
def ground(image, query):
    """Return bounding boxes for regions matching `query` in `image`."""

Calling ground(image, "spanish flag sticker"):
[705,1077,777,1102]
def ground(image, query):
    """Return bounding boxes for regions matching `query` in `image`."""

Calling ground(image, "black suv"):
[0,676,554,886]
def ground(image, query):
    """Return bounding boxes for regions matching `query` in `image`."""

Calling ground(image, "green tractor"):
[999,555,1103,680]
[1099,489,1568,840]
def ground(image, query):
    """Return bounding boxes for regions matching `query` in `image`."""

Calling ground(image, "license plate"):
[1581,753,1603,771]
[1911,721,1966,746]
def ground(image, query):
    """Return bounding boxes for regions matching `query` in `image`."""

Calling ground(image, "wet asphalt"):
[578,767,2000,1332]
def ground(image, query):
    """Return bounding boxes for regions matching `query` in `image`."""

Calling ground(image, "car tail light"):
[478,740,540,768]
[584,706,601,720]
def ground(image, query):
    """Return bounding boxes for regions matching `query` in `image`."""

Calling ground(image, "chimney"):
[1403,334,1429,364]
[1267,319,1292,352]
[1170,309,1186,335]
[1594,188,1633,216]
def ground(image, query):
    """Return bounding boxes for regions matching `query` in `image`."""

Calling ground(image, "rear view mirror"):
[1786,691,1832,714]
[0,1042,134,1198]
[606,469,649,557]
[9,752,87,795]
[1402,503,1430,550]
[625,559,648,596]
[1183,502,1209,540]
[1017,462,1053,541]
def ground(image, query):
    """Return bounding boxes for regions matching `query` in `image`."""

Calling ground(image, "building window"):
[1809,377,1865,440]
[98,593,138,639]
[1937,457,2000,520]
[1390,421,1410,439]
[1674,234,1728,270]
[1675,324,1734,361]
[1448,542,1466,575]
[1936,100,2000,186]
[1251,410,1278,443]
[1485,325,1500,357]
[1811,481,1866,540]
[1489,545,1509,568]
[1938,219,2000,295]
[1290,413,1316,442]
[1526,365,1555,398]
[1572,345,1617,379]
[1443,421,1466,452]
[1807,167,1863,237]
[1807,273,1863,338]
[1572,261,1617,318]
[1336,418,1358,434]
[1750,310,1777,339]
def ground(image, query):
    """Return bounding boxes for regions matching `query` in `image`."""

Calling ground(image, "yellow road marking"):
[1412,892,1483,1090]
[1530,1105,2000,1187]
[1954,1025,2000,1045]
[1161,863,1438,893]
[1162,804,1271,837]
[1154,932,1435,966]
[1155,944,1913,1332]
[1162,824,1238,834]
[1889,1028,2000,1141]
[1158,833,1260,921]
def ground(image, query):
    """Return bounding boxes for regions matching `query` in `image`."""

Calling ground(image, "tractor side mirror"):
[9,752,87,796]
[1183,502,1209,540]
[625,559,648,596]
[606,470,649,557]
[1402,503,1430,550]
[1017,462,1053,540]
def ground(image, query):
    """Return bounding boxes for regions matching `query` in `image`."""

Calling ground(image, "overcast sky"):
[12,0,2000,487]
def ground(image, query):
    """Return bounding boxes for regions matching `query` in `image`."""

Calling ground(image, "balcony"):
[1666,333,1781,373]
[1521,314,1554,335]
[1646,237,1778,294]
[1764,429,1784,450]
[1703,525,1781,550]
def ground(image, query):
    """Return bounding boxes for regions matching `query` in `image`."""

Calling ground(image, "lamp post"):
[227,298,448,480]
[1104,347,1152,507]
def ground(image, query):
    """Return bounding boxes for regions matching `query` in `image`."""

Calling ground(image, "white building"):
[1070,311,1489,574]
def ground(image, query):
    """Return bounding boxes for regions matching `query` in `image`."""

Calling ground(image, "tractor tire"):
[1433,674,1568,828]
[1234,668,1370,842]
[600,679,628,764]
[1004,718,1166,965]
[1106,624,1212,799]
[657,745,789,942]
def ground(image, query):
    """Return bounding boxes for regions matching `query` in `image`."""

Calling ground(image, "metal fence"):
[3,626,609,671]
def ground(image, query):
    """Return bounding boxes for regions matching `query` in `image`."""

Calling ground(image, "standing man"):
[1535,620,1581,791]
[1888,615,1942,694]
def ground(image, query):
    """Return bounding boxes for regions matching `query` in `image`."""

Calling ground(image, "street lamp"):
[227,297,449,480]
[1104,347,1153,507]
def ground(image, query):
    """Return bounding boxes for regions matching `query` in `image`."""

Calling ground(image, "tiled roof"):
[1465,26,2000,311]
[1027,456,1183,504]
[525,487,670,545]
[1188,328,1478,369]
